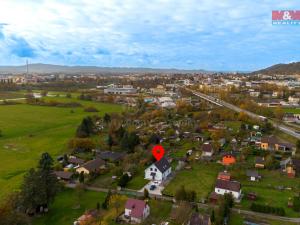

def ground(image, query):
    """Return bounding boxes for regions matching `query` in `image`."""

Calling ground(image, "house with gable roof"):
[144,157,171,183]
[124,198,150,223]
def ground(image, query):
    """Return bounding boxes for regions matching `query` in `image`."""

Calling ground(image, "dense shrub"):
[84,106,99,112]
[68,138,96,152]
[250,203,285,216]
[28,99,82,108]
[293,196,300,212]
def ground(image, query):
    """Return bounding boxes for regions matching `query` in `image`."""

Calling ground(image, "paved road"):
[189,89,300,140]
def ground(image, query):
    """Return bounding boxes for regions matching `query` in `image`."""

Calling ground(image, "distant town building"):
[158,97,176,108]
[104,85,137,95]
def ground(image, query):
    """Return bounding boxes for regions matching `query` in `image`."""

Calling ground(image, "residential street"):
[65,183,300,223]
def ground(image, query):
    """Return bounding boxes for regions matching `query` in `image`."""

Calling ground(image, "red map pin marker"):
[152,145,165,161]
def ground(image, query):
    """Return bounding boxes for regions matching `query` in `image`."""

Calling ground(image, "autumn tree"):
[274,107,284,120]
[171,202,192,225]
[68,138,96,152]
[0,194,31,225]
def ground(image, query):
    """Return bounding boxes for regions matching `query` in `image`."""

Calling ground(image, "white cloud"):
[0,0,299,70]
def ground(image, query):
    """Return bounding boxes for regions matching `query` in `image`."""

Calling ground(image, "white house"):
[124,199,150,223]
[145,157,171,182]
[214,179,241,201]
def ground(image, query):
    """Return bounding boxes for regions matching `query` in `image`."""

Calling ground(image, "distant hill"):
[0,63,209,74]
[252,62,300,75]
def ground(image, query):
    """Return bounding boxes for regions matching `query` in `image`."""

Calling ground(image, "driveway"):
[139,181,165,195]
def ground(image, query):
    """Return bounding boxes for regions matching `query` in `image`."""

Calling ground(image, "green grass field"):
[33,189,107,225]
[126,170,149,190]
[232,169,300,217]
[0,98,122,201]
[224,121,242,133]
[283,108,300,114]
[163,163,222,200]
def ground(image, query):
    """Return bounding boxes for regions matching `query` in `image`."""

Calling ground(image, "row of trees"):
[0,153,59,225]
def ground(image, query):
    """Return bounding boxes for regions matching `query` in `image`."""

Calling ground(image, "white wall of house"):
[76,167,90,174]
[125,208,131,217]
[202,151,213,157]
[214,187,241,199]
[125,205,150,224]
[142,205,150,219]
[144,165,171,181]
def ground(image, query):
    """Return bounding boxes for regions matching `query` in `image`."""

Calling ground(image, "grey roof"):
[82,158,105,172]
[154,157,171,173]
[69,157,85,165]
[255,157,265,164]
[98,151,126,161]
[54,171,73,180]
[246,170,260,178]
[292,159,300,172]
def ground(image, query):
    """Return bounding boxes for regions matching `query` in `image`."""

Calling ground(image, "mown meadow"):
[0,96,123,201]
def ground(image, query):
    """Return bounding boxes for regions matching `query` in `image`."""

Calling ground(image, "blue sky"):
[0,0,300,71]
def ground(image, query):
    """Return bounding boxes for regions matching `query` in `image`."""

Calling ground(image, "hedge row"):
[250,203,285,216]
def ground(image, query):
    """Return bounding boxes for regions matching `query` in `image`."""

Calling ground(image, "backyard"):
[163,162,222,200]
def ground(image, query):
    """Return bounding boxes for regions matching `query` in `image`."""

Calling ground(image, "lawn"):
[163,162,222,200]
[34,188,172,225]
[126,170,149,190]
[0,99,122,201]
[224,121,242,133]
[283,108,300,114]
[148,199,173,220]
[233,169,300,217]
[33,189,107,225]
[239,186,297,217]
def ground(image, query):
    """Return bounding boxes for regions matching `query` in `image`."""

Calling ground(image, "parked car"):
[150,185,156,190]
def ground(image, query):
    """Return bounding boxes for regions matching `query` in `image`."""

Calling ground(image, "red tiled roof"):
[215,179,241,192]
[125,199,146,219]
